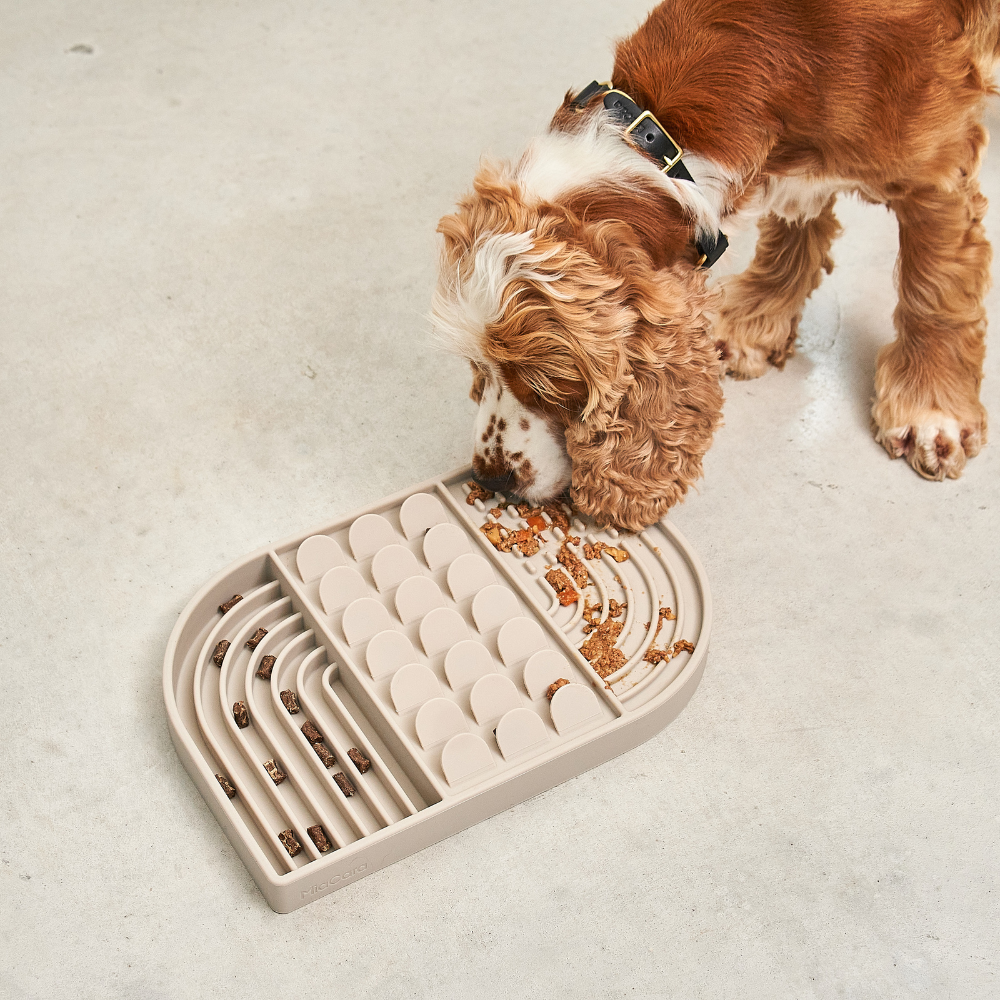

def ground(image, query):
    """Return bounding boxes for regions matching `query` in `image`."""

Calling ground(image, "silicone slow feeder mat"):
[163,468,711,912]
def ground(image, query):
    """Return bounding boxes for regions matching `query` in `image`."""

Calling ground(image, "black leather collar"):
[572,80,728,268]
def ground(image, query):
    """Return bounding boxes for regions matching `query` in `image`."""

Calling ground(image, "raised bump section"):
[349,513,396,561]
[399,492,448,540]
[296,535,346,583]
[424,522,471,571]
[440,733,495,787]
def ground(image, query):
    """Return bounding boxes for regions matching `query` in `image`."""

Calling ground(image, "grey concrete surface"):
[1,2,998,998]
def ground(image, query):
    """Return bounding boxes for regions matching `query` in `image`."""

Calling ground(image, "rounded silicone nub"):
[395,576,445,625]
[494,707,549,760]
[318,566,368,614]
[390,663,440,714]
[296,534,345,583]
[342,597,393,645]
[497,617,547,666]
[348,513,395,561]
[446,552,495,601]
[444,640,495,691]
[469,673,521,726]
[414,698,467,749]
[471,584,520,633]
[549,683,603,735]
[523,649,573,701]
[399,493,448,540]
[366,629,416,680]
[371,544,421,592]
[419,607,468,656]
[441,733,496,787]
[423,522,471,571]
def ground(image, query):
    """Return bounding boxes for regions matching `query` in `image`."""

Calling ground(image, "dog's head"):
[432,107,724,531]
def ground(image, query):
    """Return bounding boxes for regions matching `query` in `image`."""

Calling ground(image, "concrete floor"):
[2,2,998,997]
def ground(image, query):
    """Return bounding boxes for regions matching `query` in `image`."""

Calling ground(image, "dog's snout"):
[473,471,517,494]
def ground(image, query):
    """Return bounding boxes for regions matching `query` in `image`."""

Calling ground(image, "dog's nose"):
[474,472,517,494]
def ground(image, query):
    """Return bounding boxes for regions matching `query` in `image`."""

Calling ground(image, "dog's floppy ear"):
[565,263,723,531]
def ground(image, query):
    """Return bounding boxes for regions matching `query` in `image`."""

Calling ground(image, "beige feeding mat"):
[163,468,711,912]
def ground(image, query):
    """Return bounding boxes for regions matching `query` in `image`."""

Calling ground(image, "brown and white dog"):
[432,0,998,530]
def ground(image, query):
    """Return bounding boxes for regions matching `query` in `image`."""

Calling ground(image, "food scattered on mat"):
[644,639,696,665]
[480,521,539,556]
[263,759,287,785]
[347,748,371,773]
[301,720,324,744]
[215,773,237,798]
[246,628,268,650]
[545,678,570,701]
[557,542,588,588]
[212,640,230,667]
[332,772,356,797]
[278,829,301,857]
[465,481,494,505]
[313,743,336,768]
[579,619,625,678]
[608,599,627,618]
[256,654,276,680]
[583,541,629,563]
[488,506,505,519]
[307,825,331,853]
[280,689,300,714]
[232,701,249,728]
[218,594,243,614]
[545,568,579,606]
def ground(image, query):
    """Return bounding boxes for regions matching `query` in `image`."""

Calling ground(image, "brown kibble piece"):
[579,619,624,678]
[313,742,336,768]
[594,647,626,678]
[347,748,371,773]
[263,759,286,785]
[232,701,249,728]
[307,825,331,853]
[215,773,237,799]
[545,678,570,701]
[301,720,324,744]
[277,829,301,857]
[542,502,570,531]
[219,594,243,614]
[557,542,588,588]
[256,654,276,680]
[545,568,579,607]
[246,628,267,650]
[582,601,602,626]
[480,521,504,546]
[465,481,494,505]
[212,640,230,667]
[672,639,695,655]
[280,689,300,714]
[516,533,540,556]
[608,599,626,618]
[488,506,505,519]
[332,771,356,797]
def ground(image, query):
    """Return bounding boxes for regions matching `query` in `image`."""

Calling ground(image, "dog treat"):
[263,759,286,785]
[545,568,579,606]
[218,594,243,614]
[480,520,540,556]
[280,689,300,714]
[582,601,602,627]
[672,639,695,655]
[557,542,588,588]
[301,720,324,744]
[347,748,371,773]
[246,628,267,650]
[212,640,230,667]
[215,773,237,798]
[313,742,336,768]
[579,619,624,678]
[256,654,276,680]
[307,825,331,853]
[542,501,570,532]
[332,772,356,797]
[545,678,570,701]
[465,481,494,505]
[607,599,627,618]
[513,531,540,556]
[277,829,301,857]
[583,541,630,563]
[233,701,249,728]
[488,506,505,519]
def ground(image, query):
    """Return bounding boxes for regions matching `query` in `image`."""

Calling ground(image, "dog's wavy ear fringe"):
[566,264,724,531]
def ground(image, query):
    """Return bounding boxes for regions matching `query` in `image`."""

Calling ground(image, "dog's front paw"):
[710,293,800,379]
[872,406,986,481]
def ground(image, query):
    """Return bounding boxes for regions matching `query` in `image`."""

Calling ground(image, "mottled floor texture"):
[2,3,998,998]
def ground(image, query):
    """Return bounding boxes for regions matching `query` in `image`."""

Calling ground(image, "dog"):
[432,0,998,530]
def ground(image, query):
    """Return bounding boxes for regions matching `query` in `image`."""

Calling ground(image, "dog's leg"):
[873,176,990,480]
[712,196,842,379]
